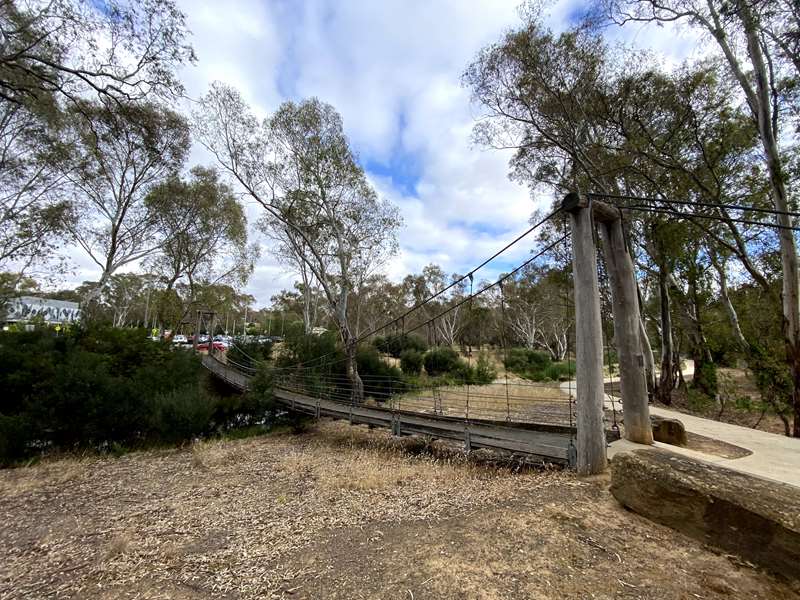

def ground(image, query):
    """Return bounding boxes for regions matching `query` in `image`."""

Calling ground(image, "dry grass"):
[396,378,572,425]
[1,422,796,600]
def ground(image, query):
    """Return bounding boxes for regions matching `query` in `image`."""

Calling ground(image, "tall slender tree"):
[605,0,800,435]
[194,84,401,401]
[65,100,189,303]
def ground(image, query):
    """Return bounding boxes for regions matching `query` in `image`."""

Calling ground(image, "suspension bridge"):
[202,353,595,465]
[200,192,798,473]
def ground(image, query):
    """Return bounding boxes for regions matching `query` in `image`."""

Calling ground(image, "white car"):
[172,334,188,345]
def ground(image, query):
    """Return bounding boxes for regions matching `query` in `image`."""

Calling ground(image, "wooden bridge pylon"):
[563,192,653,475]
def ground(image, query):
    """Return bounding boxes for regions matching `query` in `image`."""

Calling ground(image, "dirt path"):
[1,422,797,599]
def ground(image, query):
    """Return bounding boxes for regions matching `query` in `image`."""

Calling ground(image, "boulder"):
[651,415,687,446]
[611,449,800,580]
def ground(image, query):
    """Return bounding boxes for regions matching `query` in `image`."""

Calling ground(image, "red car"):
[197,341,226,352]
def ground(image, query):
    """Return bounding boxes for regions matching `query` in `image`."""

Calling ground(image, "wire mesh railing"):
[271,366,576,428]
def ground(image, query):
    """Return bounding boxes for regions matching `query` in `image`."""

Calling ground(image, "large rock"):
[650,415,687,446]
[611,449,800,580]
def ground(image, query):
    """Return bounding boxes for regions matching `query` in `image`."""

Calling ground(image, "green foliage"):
[357,346,405,401]
[399,349,424,374]
[277,329,405,403]
[503,347,570,381]
[146,388,217,443]
[0,327,278,465]
[749,348,794,429]
[423,347,460,375]
[475,353,498,383]
[686,388,714,412]
[691,360,719,398]
[278,326,342,367]
[541,361,573,382]
[227,340,272,372]
[373,333,427,358]
[454,352,498,385]
[504,348,551,373]
[212,364,277,430]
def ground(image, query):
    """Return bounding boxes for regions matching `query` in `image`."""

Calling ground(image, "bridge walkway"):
[201,354,584,466]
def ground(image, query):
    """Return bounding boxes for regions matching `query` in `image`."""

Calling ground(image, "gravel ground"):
[1,421,797,599]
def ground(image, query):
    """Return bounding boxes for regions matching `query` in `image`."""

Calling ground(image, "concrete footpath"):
[608,408,800,488]
[561,375,800,489]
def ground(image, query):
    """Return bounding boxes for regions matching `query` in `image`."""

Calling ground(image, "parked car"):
[172,334,188,345]
[197,341,226,352]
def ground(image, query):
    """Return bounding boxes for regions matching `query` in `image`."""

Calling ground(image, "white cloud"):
[54,0,703,307]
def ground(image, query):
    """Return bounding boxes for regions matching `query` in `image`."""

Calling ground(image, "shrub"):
[749,347,794,433]
[503,348,530,372]
[503,347,565,381]
[449,354,497,385]
[542,361,573,382]
[357,346,404,401]
[691,360,719,398]
[503,348,551,373]
[400,349,424,374]
[0,414,31,465]
[687,388,714,412]
[424,347,460,375]
[373,333,428,358]
[372,335,388,354]
[0,327,222,465]
[474,353,498,384]
[147,388,217,443]
[227,339,272,373]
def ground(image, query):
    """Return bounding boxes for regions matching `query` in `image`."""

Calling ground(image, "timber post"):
[597,215,653,444]
[562,192,608,474]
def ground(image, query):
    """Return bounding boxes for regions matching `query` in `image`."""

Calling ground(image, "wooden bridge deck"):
[202,354,578,466]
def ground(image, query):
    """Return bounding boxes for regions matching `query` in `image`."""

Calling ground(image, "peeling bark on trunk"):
[656,264,675,405]
[688,278,716,398]
[710,253,750,354]
[344,336,363,404]
[738,2,800,436]
[636,284,656,395]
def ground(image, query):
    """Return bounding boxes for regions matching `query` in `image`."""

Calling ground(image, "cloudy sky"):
[65,0,697,306]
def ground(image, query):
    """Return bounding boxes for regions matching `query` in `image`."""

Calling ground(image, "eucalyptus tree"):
[0,0,194,281]
[348,274,407,339]
[145,166,254,327]
[501,275,541,350]
[65,100,190,304]
[261,214,325,335]
[606,62,770,400]
[464,13,792,409]
[0,0,195,107]
[463,19,659,385]
[194,84,401,401]
[0,96,69,284]
[604,0,800,433]
[402,264,468,347]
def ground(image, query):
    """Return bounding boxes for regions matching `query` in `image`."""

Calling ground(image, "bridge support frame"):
[563,193,653,474]
[564,194,609,475]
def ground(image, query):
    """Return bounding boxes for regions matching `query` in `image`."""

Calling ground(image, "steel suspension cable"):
[267,234,569,385]
[275,206,566,372]
[611,204,800,232]
[585,191,800,219]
